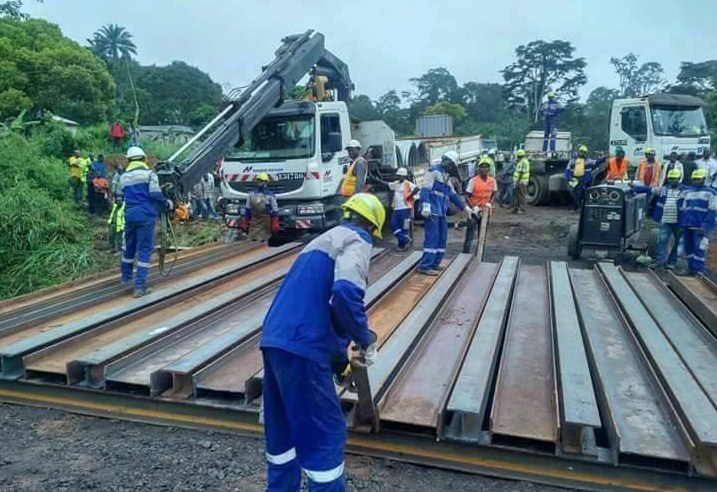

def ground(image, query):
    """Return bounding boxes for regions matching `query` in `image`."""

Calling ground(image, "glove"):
[359,329,378,366]
[472,206,482,219]
[464,206,477,220]
[166,199,174,211]
[238,216,249,233]
[421,203,431,219]
[270,216,280,234]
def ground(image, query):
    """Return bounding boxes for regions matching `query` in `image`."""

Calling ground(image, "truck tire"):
[646,225,659,258]
[527,175,550,206]
[567,223,580,260]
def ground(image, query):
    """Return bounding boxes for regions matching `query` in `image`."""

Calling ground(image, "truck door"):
[319,112,347,196]
[613,104,650,166]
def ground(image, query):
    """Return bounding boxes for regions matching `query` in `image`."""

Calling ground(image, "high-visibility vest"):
[513,158,530,184]
[466,176,496,208]
[636,159,662,187]
[80,158,90,183]
[402,181,416,208]
[108,202,125,232]
[341,158,360,197]
[607,157,629,180]
[68,156,83,178]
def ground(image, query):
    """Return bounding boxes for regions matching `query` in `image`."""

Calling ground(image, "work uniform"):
[652,184,685,267]
[419,164,467,271]
[606,157,629,181]
[678,184,717,274]
[117,161,168,290]
[68,156,84,203]
[499,160,516,206]
[260,223,374,492]
[565,156,595,209]
[541,99,563,152]
[203,174,219,220]
[340,157,367,198]
[661,161,684,186]
[243,187,279,241]
[697,157,717,188]
[636,159,662,188]
[107,201,125,253]
[388,179,416,248]
[512,157,530,212]
[463,174,496,254]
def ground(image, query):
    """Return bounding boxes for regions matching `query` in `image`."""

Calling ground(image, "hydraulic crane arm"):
[156,30,353,199]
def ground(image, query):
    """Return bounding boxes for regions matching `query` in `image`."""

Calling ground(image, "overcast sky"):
[25,0,717,101]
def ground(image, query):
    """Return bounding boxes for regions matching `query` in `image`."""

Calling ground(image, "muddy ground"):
[0,204,577,492]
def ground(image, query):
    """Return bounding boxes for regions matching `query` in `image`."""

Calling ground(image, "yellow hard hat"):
[256,172,269,181]
[667,169,681,179]
[478,156,492,167]
[578,145,588,153]
[692,168,707,180]
[644,147,656,155]
[341,193,386,239]
[516,149,527,157]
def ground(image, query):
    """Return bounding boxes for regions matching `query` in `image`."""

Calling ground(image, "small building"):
[139,125,195,145]
[51,115,79,135]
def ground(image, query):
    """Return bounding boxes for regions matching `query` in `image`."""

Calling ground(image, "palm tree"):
[88,24,140,127]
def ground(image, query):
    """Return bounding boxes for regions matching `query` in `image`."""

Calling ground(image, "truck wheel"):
[567,223,580,260]
[527,175,550,206]
[646,226,659,258]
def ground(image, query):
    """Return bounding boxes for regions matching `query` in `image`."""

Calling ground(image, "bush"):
[0,133,69,201]
[29,122,78,160]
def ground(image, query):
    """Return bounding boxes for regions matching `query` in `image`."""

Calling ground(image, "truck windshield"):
[650,106,708,137]
[230,116,315,161]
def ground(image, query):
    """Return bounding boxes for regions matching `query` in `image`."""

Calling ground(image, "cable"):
[158,209,178,277]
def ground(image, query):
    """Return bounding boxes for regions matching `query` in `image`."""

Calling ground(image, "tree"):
[0,1,26,19]
[675,61,717,93]
[348,94,379,121]
[502,40,587,122]
[610,53,666,97]
[0,17,114,122]
[461,82,504,123]
[424,101,467,121]
[408,68,461,106]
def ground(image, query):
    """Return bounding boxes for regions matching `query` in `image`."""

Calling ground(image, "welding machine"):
[567,183,654,263]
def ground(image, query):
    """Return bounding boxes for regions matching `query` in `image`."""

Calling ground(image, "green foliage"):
[502,40,587,122]
[0,132,69,200]
[610,53,665,97]
[0,17,114,123]
[424,102,467,121]
[87,24,137,62]
[30,121,77,159]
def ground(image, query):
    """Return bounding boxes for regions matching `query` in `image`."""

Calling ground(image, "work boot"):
[121,277,132,286]
[675,269,695,277]
[417,268,439,276]
[133,287,151,298]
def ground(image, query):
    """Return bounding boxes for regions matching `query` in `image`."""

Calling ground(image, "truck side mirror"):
[324,132,342,153]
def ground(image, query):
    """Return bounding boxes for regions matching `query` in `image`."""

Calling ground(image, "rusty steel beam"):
[442,256,519,442]
[490,264,559,451]
[570,267,691,471]
[549,261,601,457]
[378,261,499,434]
[599,264,717,478]
[667,273,717,339]
[623,270,717,408]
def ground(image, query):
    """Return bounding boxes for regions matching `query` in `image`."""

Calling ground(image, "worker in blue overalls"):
[678,168,717,276]
[541,92,564,152]
[418,151,476,275]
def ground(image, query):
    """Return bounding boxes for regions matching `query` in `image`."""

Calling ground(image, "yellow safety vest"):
[341,159,359,197]
[68,156,83,178]
[513,158,530,184]
[108,202,125,232]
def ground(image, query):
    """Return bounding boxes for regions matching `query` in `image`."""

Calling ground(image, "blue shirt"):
[92,161,107,179]
[117,161,168,222]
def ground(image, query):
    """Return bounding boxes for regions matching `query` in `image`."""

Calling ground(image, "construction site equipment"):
[1,241,716,491]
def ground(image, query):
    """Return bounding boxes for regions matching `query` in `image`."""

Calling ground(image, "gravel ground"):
[0,204,577,492]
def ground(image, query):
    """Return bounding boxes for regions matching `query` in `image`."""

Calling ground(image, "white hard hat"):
[126,146,146,161]
[396,167,408,177]
[488,149,496,156]
[442,150,459,164]
[346,139,362,149]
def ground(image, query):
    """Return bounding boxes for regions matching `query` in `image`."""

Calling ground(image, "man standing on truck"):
[388,167,417,251]
[340,139,367,199]
[260,193,383,492]
[463,158,496,253]
[511,149,530,214]
[565,145,594,211]
[635,148,662,189]
[118,146,171,298]
[240,173,279,241]
[419,152,476,275]
[541,92,564,152]
[678,168,717,276]
[606,146,629,181]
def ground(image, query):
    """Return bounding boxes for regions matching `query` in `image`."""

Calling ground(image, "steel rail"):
[443,256,519,442]
[0,244,300,378]
[599,264,717,477]
[667,272,717,339]
[191,251,416,402]
[549,261,601,457]
[489,264,559,451]
[570,267,691,470]
[0,380,714,491]
[623,270,717,408]
[378,261,498,435]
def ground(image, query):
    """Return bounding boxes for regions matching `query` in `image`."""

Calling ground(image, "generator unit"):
[567,183,649,262]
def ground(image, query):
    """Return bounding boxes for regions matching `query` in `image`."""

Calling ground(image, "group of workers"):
[67,150,111,214]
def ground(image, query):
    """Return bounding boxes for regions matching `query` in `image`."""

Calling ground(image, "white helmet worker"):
[442,150,459,165]
[396,167,408,177]
[126,146,146,161]
[345,139,362,149]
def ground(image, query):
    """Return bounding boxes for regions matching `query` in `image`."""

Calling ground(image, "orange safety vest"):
[606,157,629,181]
[341,159,360,197]
[636,159,662,187]
[466,175,496,208]
[402,181,416,208]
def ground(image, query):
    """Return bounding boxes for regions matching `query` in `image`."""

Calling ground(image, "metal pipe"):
[168,104,235,162]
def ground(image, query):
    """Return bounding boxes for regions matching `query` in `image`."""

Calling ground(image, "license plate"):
[277,172,305,180]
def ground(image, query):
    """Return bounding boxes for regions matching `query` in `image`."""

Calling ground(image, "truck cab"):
[609,94,710,164]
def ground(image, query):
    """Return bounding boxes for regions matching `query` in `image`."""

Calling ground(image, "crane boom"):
[156,30,353,199]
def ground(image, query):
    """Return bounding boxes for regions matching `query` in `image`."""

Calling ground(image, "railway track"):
[0,241,716,491]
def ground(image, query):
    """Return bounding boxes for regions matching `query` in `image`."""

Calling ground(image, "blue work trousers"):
[656,223,680,266]
[121,220,155,289]
[262,348,346,492]
[390,208,412,248]
[420,215,447,271]
[683,228,709,274]
[499,182,514,207]
[542,119,558,152]
[204,198,218,219]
